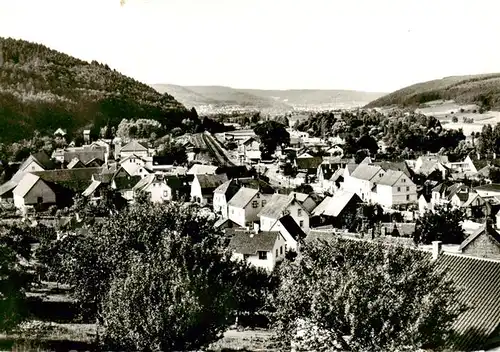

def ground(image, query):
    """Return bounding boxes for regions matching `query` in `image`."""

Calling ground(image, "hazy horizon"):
[2,0,500,92]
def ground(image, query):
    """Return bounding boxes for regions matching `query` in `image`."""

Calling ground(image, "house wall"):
[229,193,271,227]
[120,150,149,160]
[462,232,500,259]
[475,189,500,198]
[213,193,228,218]
[260,202,309,232]
[23,160,44,173]
[419,195,430,215]
[13,194,25,209]
[146,182,171,203]
[301,197,317,213]
[19,180,56,208]
[231,233,286,272]
[229,205,246,227]
[270,221,298,251]
[190,177,204,204]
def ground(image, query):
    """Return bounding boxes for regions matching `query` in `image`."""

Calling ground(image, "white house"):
[258,193,310,232]
[120,154,153,178]
[342,164,385,202]
[229,230,287,272]
[474,184,500,198]
[288,192,318,212]
[227,187,272,227]
[375,170,417,208]
[187,164,218,175]
[190,174,228,205]
[213,179,240,218]
[268,214,307,252]
[238,137,261,163]
[119,140,150,160]
[446,155,477,174]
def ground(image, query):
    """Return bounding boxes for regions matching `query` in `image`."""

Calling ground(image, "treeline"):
[296,109,466,157]
[0,37,194,143]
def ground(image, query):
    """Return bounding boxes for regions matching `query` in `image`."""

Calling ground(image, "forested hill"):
[0,37,191,143]
[365,73,500,110]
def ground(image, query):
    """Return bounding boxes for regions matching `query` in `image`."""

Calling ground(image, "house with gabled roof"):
[288,191,317,212]
[119,140,150,159]
[227,187,272,227]
[342,163,385,202]
[228,229,287,271]
[311,190,362,229]
[18,151,56,173]
[67,158,85,170]
[213,179,241,218]
[187,164,218,175]
[267,214,307,252]
[13,173,56,211]
[53,128,67,137]
[190,174,228,205]
[375,170,417,208]
[258,193,310,232]
[132,173,191,203]
[458,225,500,260]
[431,182,471,210]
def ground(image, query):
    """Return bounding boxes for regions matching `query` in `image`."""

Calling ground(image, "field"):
[381,100,500,135]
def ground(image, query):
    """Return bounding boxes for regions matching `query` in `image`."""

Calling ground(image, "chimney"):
[432,241,442,261]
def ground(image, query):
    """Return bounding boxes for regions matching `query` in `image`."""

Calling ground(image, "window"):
[256,193,260,199]
[406,186,410,192]
[280,246,283,255]
[299,220,304,228]
[258,251,267,260]
[402,178,406,182]
[37,197,43,204]
[276,249,278,257]
[163,190,169,198]
[406,195,410,201]
[262,200,266,207]
[297,209,302,217]
[397,187,401,192]
[252,200,258,208]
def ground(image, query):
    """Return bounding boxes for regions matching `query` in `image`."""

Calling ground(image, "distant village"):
[1,115,500,349]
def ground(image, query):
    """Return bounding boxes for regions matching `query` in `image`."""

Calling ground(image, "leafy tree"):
[489,166,500,183]
[272,238,465,351]
[44,201,264,350]
[414,204,466,244]
[253,121,290,159]
[156,140,188,165]
[294,184,313,194]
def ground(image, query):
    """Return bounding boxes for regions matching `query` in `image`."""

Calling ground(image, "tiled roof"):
[330,168,345,182]
[377,169,405,186]
[375,161,412,178]
[289,192,310,203]
[120,140,148,152]
[82,180,102,197]
[13,173,41,197]
[67,158,85,169]
[458,226,500,252]
[237,178,275,194]
[196,174,228,192]
[132,174,155,192]
[114,176,141,190]
[312,191,360,217]
[350,164,383,181]
[278,215,306,241]
[229,231,280,254]
[0,180,17,197]
[435,253,500,350]
[258,193,296,219]
[475,183,500,192]
[296,157,323,170]
[227,187,259,208]
[32,167,102,192]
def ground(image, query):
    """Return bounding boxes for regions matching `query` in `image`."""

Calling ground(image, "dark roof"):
[380,222,416,237]
[113,175,141,190]
[318,163,337,180]
[67,158,85,169]
[32,151,56,169]
[278,215,306,241]
[296,157,323,171]
[377,170,405,186]
[229,231,280,254]
[459,226,500,252]
[196,174,228,193]
[475,183,500,192]
[217,166,253,179]
[375,161,413,178]
[32,167,102,192]
[237,178,275,194]
[435,253,500,350]
[63,146,106,164]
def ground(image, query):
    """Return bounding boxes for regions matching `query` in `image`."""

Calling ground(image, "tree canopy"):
[272,238,464,351]
[253,120,290,159]
[414,204,466,245]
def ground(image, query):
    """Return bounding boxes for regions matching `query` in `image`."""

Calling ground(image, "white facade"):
[213,192,229,218]
[144,182,172,203]
[269,221,299,252]
[22,160,45,173]
[376,181,417,208]
[231,234,286,272]
[228,193,271,227]
[260,202,309,232]
[190,176,205,205]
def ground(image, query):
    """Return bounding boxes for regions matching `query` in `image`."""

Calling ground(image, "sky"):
[1,0,500,92]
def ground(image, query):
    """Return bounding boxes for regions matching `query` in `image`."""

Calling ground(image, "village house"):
[458,225,500,260]
[227,187,272,227]
[475,184,500,198]
[342,163,385,202]
[446,155,477,174]
[288,191,318,212]
[119,154,153,178]
[13,173,57,212]
[67,158,86,170]
[238,137,261,164]
[52,145,107,165]
[258,193,311,232]
[132,173,191,203]
[228,229,287,271]
[311,190,362,229]
[375,170,417,208]
[266,214,307,252]
[118,140,151,160]
[430,183,471,211]
[190,174,228,205]
[213,179,240,218]
[53,128,67,138]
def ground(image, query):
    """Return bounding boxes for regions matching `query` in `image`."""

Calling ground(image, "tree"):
[156,140,188,165]
[45,201,263,350]
[294,184,313,194]
[272,238,465,351]
[253,121,290,159]
[413,204,466,244]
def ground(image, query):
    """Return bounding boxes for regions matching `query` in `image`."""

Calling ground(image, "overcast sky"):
[1,0,499,92]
